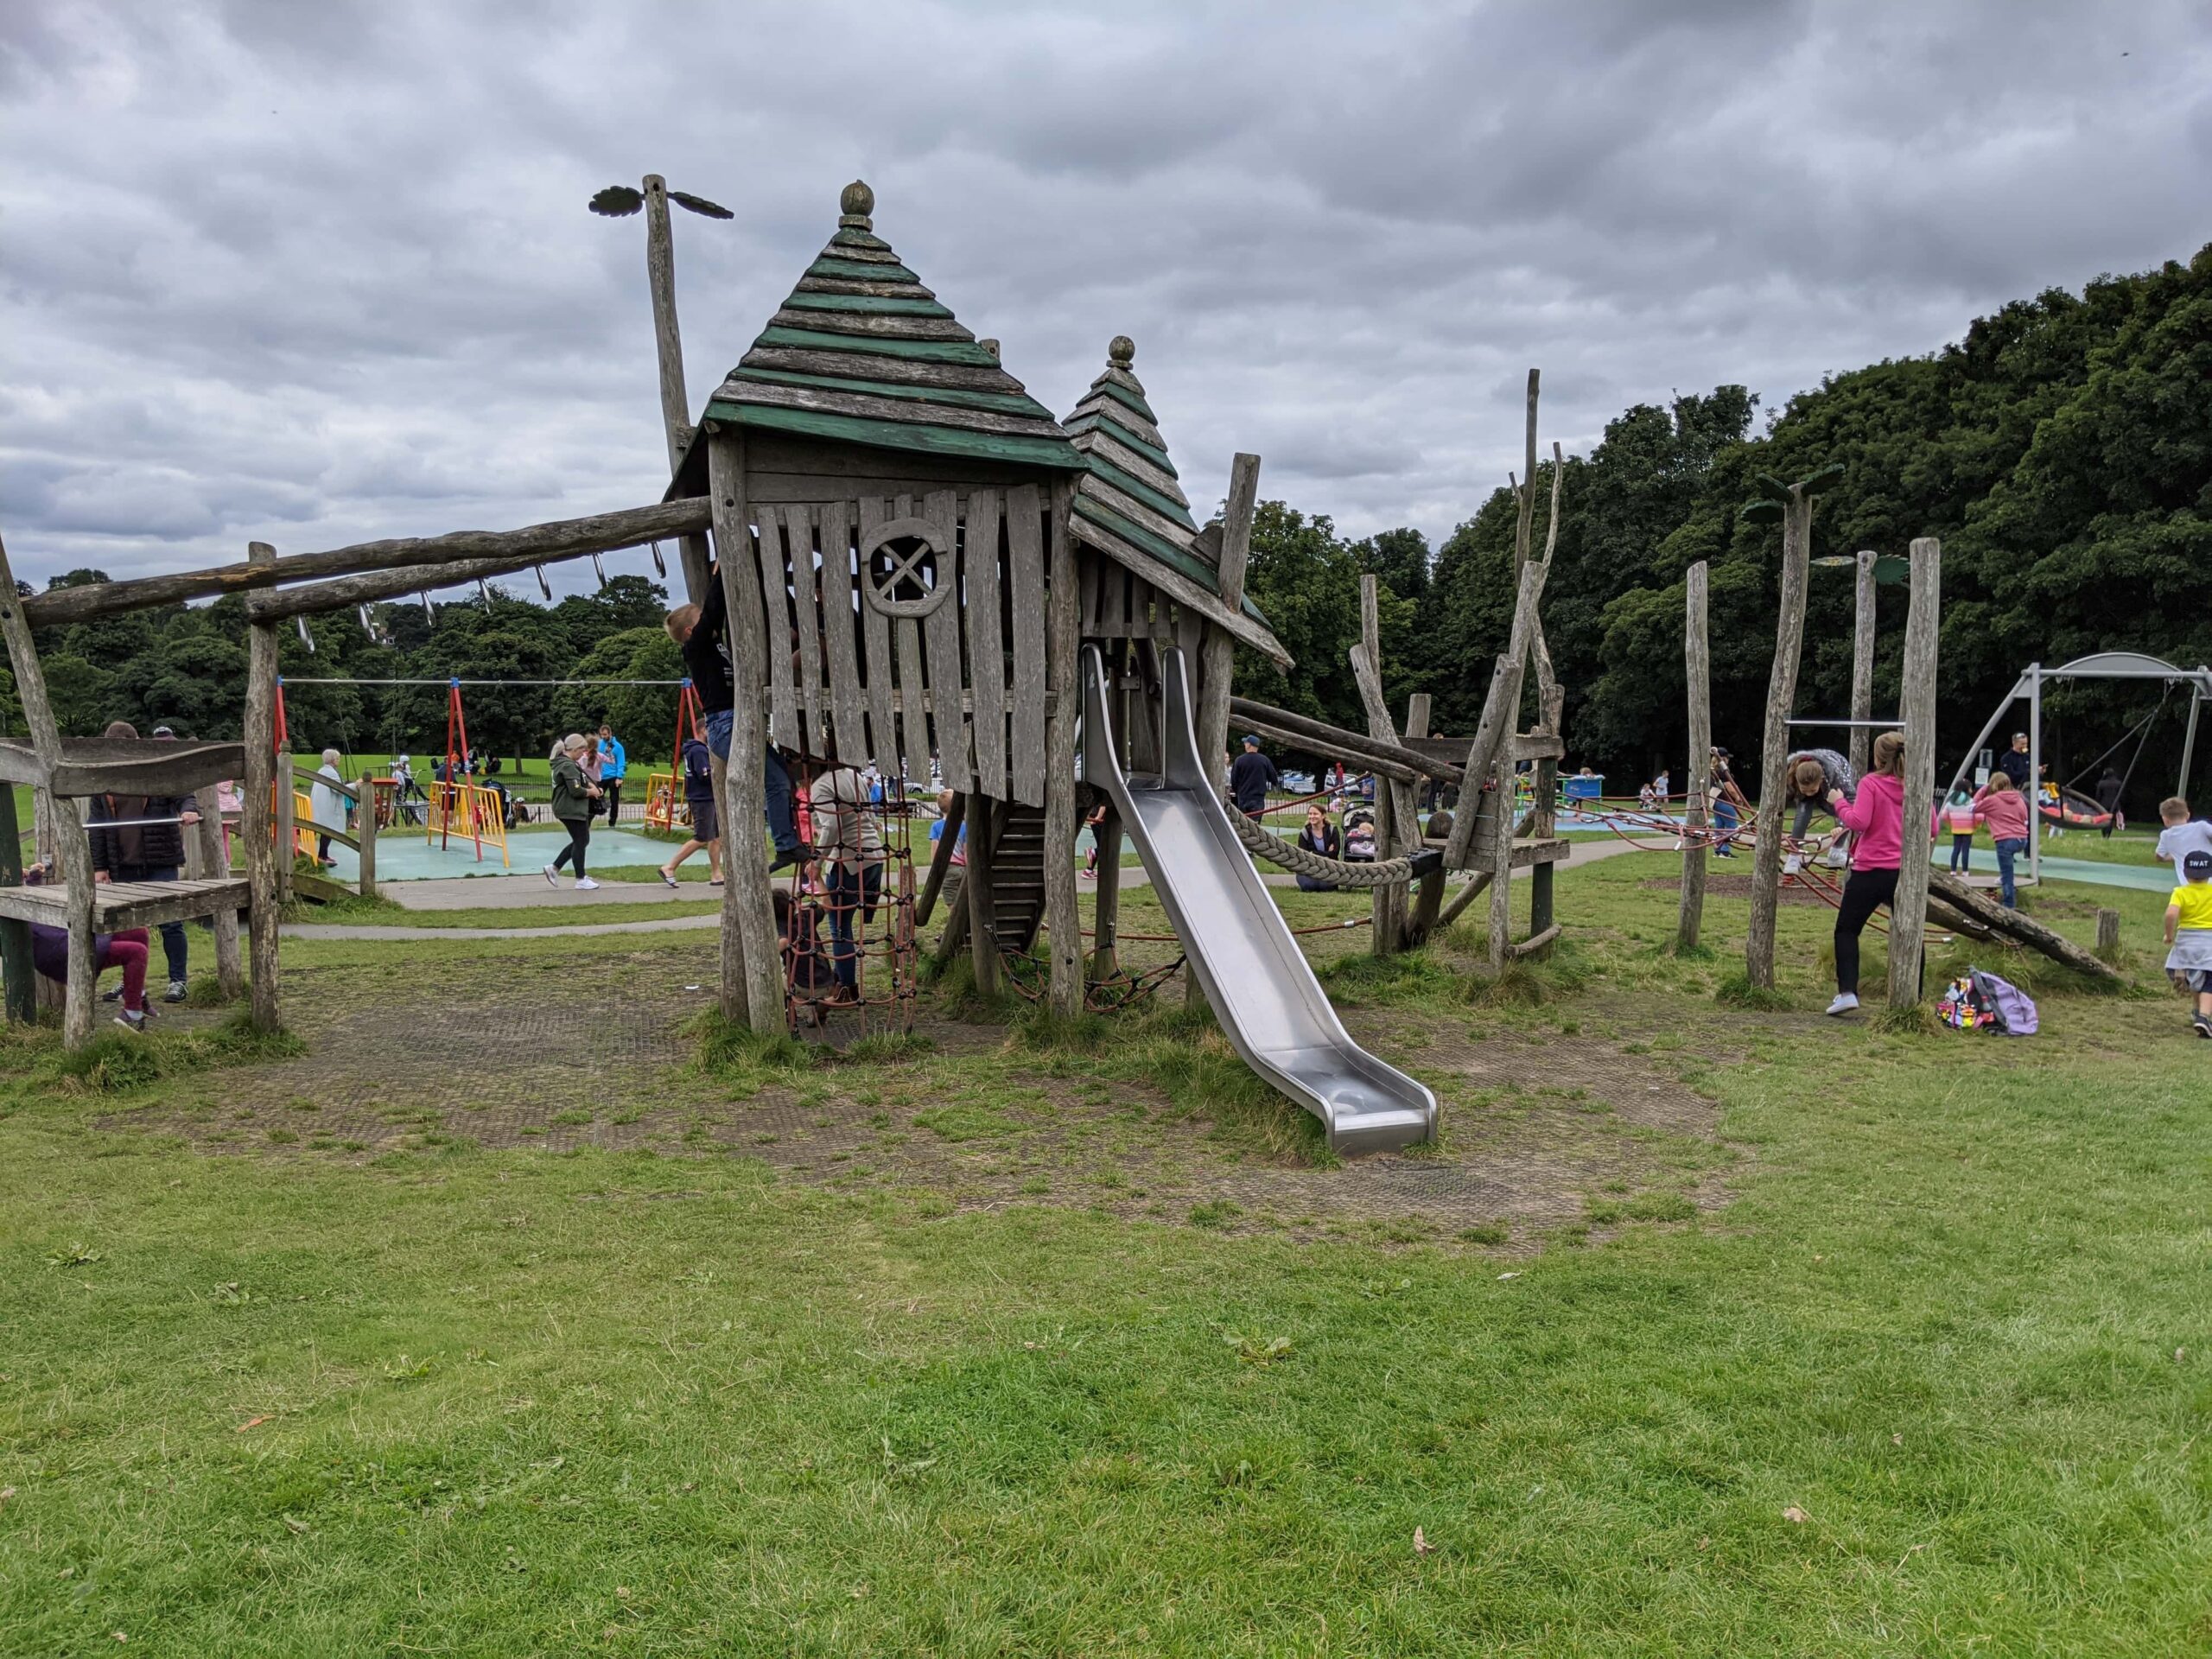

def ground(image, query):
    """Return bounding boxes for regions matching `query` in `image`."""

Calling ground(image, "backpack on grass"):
[1939,968,2037,1035]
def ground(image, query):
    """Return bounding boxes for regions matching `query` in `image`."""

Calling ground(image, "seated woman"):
[1294,802,1341,892]
[22,862,154,1033]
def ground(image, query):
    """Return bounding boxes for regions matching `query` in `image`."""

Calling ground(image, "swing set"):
[642,679,706,833]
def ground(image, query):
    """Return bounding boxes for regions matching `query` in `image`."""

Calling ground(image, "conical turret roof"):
[703,181,1083,473]
[1064,338,1287,666]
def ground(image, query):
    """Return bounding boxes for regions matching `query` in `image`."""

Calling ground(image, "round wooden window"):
[860,517,952,619]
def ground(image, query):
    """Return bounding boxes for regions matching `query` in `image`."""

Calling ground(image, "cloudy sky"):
[3,0,2207,598]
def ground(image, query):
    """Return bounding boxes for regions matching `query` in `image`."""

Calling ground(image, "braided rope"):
[1225,809,1427,887]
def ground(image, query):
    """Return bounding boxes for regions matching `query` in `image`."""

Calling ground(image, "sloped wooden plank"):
[755,508,799,751]
[920,488,972,791]
[817,502,868,766]
[1007,482,1047,806]
[964,490,1008,800]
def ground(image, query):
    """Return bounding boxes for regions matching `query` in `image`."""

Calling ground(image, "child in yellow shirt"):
[2162,849,2212,1039]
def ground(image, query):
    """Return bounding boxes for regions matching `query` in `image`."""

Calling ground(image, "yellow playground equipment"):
[423,780,511,868]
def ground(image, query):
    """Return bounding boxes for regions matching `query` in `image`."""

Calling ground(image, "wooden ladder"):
[982,798,1050,955]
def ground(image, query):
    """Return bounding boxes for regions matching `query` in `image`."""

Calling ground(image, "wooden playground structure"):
[0,178,1657,1149]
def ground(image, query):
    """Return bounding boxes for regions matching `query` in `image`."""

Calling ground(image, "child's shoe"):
[2193,1014,2212,1040]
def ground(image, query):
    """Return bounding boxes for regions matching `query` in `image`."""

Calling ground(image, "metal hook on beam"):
[591,552,609,589]
[477,579,493,605]
[535,564,553,601]
[296,614,315,654]
[359,603,376,637]
[649,540,667,578]
[420,591,434,620]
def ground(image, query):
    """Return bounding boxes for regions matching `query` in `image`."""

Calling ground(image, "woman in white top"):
[810,766,884,998]
[309,748,348,866]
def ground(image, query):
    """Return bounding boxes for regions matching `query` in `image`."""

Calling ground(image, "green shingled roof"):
[1062,339,1286,664]
[704,181,1083,473]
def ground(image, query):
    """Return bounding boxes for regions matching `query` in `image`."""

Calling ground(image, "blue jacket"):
[598,735,626,779]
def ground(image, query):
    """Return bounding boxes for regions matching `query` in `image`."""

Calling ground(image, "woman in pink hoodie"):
[1823,730,1916,1017]
[1970,772,2032,909]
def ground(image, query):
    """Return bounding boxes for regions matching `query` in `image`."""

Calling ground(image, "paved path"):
[382,874,713,910]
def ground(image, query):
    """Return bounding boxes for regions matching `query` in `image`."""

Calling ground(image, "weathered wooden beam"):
[1403,690,1444,948]
[1089,804,1125,983]
[1226,696,1445,784]
[706,431,785,1032]
[1887,537,1942,1009]
[1679,560,1711,952]
[0,781,32,1024]
[27,498,714,629]
[1043,475,1084,1020]
[1508,923,1563,960]
[1440,555,1550,872]
[641,175,713,607]
[242,543,283,1033]
[1351,576,1413,957]
[1193,454,1262,798]
[1745,488,1814,990]
[1927,868,2122,983]
[1850,549,1878,781]
[193,785,242,997]
[2095,907,2121,963]
[964,797,1003,996]
[914,792,964,927]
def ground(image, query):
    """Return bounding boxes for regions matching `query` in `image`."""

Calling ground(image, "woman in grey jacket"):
[543,734,603,890]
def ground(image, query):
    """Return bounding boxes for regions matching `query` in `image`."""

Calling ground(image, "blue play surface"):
[321,824,680,882]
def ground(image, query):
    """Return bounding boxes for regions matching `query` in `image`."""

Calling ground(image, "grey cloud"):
[3,0,2207,599]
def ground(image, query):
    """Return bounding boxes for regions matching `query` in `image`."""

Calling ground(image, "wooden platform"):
[1430,834,1571,870]
[0,736,243,798]
[0,876,250,931]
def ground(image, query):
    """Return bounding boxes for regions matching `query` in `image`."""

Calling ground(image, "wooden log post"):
[242,541,283,1033]
[1189,453,1261,1007]
[1403,690,1444,946]
[1486,744,1518,969]
[1745,488,1815,990]
[1440,556,1551,873]
[964,797,1003,996]
[1886,536,1942,1010]
[1042,476,1084,1020]
[1928,868,2122,983]
[1353,575,1415,957]
[355,774,378,899]
[0,781,30,1024]
[1678,560,1712,952]
[705,429,786,1032]
[194,785,242,998]
[274,743,296,904]
[1850,550,1878,782]
[642,175,714,607]
[1090,806,1124,984]
[1527,688,1562,957]
[2095,907,2122,963]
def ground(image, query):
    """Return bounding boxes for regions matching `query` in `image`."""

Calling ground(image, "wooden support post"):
[1850,549,1877,782]
[1353,575,1414,957]
[194,785,242,999]
[0,533,98,1044]
[915,791,964,927]
[274,746,295,904]
[1745,489,1815,990]
[706,429,786,1032]
[1528,683,1561,957]
[1190,452,1260,1007]
[1486,746,1517,969]
[355,776,377,899]
[1441,556,1550,872]
[1403,691,1444,946]
[0,781,32,1024]
[1042,475,1083,1020]
[964,797,1002,996]
[2094,907,2121,963]
[643,175,713,607]
[1887,537,1942,1010]
[1090,807,1124,983]
[1678,560,1711,952]
[1193,454,1262,800]
[242,541,283,1034]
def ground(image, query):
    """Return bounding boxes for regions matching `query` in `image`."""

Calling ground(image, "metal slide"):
[1082,645,1437,1154]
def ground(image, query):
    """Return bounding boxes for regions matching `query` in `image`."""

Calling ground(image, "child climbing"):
[1826,731,1910,1018]
[1971,772,2031,908]
[2162,849,2212,1039]
[1782,746,1853,875]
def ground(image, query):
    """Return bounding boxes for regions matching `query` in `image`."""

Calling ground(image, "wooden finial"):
[840,179,874,230]
[977,339,1001,360]
[1109,335,1135,368]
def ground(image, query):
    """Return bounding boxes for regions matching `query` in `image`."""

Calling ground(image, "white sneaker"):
[542,864,558,887]
[1826,992,1859,1017]
[574,877,601,891]
[1783,853,1803,876]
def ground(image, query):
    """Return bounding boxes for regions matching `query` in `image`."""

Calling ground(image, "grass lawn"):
[2,853,2209,1654]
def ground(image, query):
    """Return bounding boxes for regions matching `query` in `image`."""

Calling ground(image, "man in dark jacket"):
[86,721,198,1002]
[1228,734,1279,820]
[1996,734,2032,791]
[2094,766,2125,837]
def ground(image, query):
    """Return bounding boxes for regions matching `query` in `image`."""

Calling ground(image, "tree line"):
[1235,243,2210,820]
[6,245,2204,813]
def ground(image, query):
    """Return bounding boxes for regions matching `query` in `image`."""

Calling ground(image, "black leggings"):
[1834,866,1899,994]
[603,779,622,824]
[552,817,590,879]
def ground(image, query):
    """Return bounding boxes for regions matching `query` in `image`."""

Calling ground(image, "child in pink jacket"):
[1825,731,1916,1017]
[1971,772,2032,909]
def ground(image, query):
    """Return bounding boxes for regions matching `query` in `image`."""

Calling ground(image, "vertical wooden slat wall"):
[732,486,1054,810]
